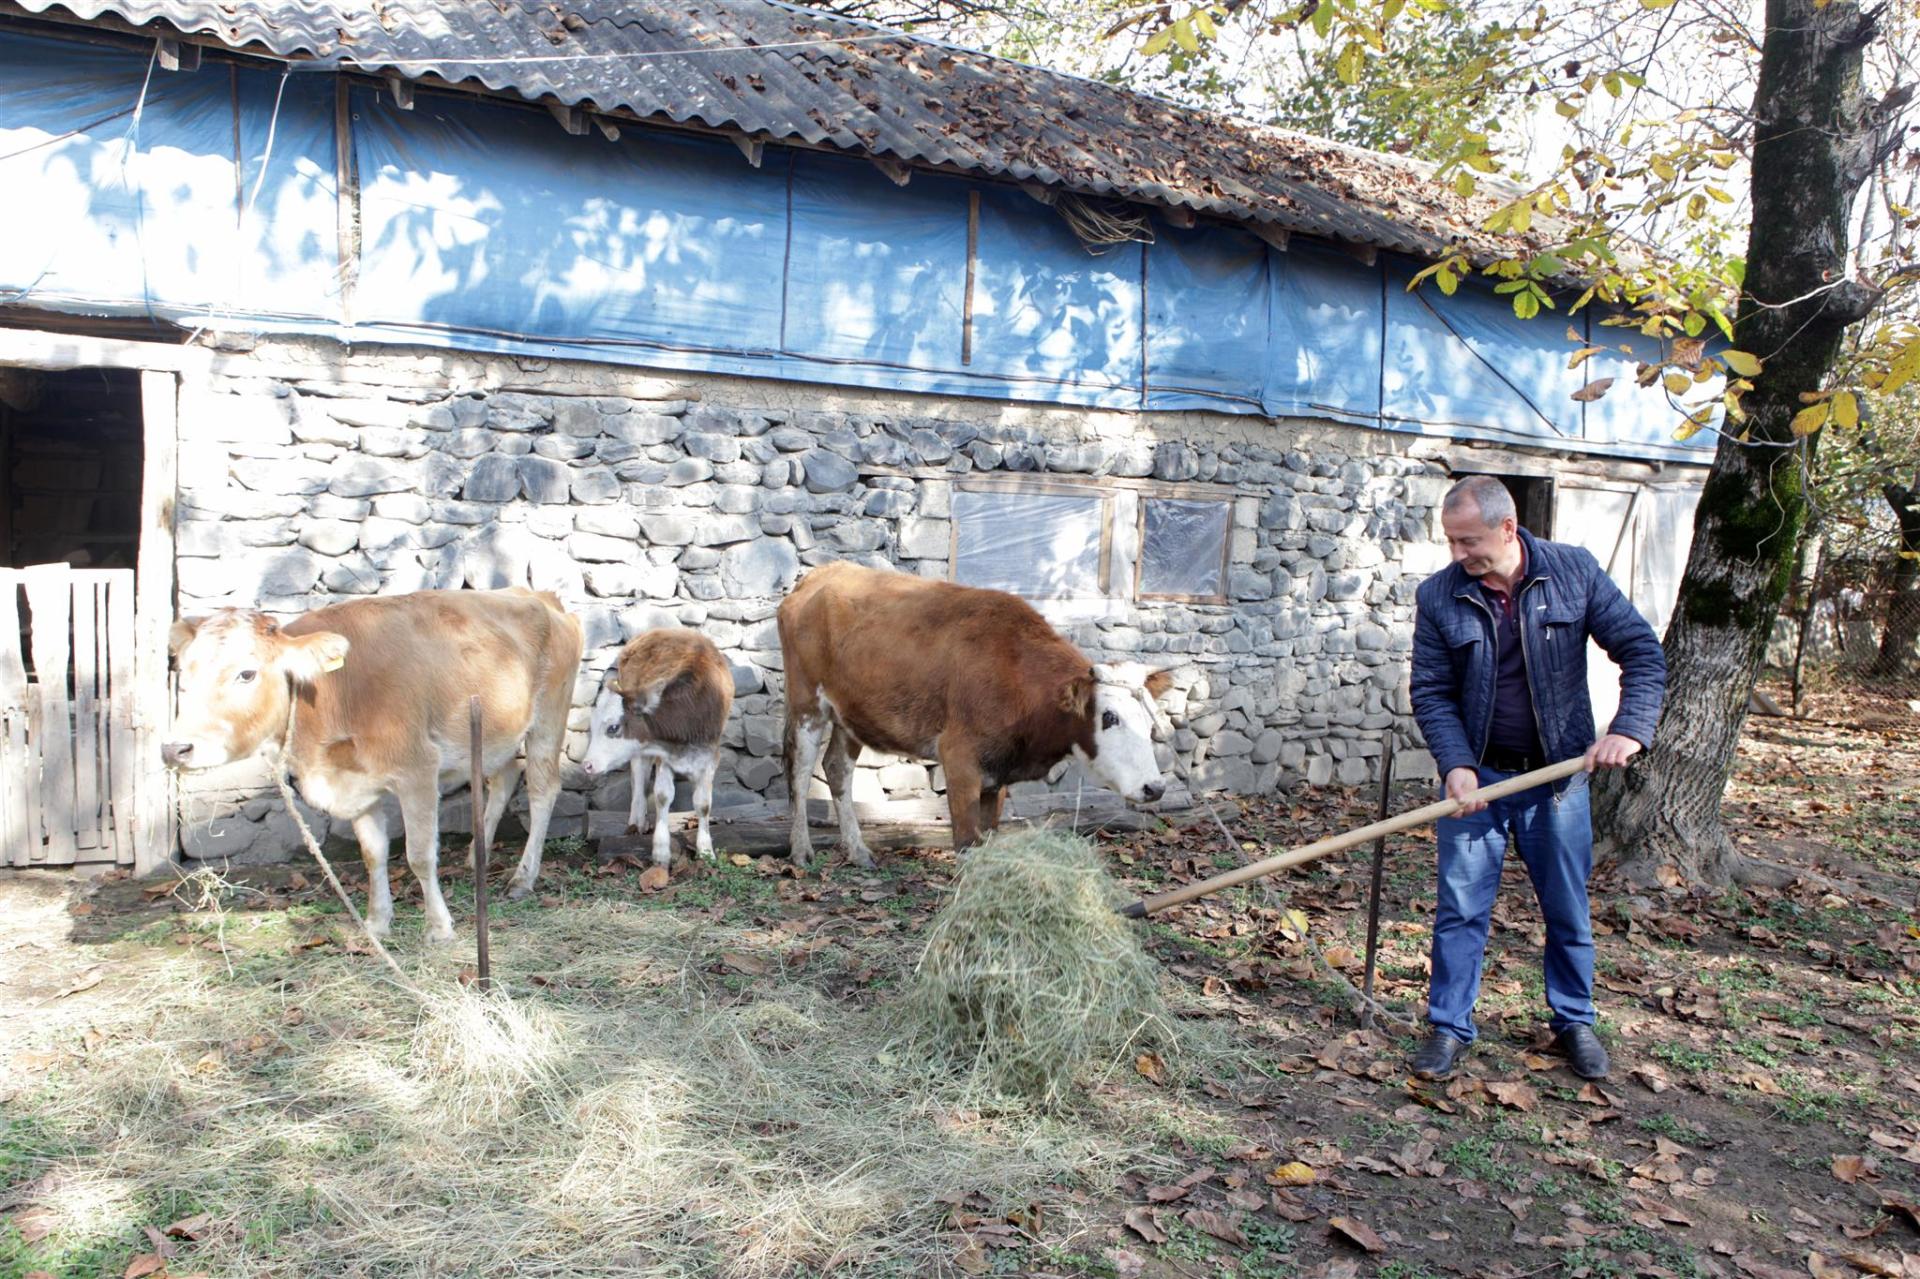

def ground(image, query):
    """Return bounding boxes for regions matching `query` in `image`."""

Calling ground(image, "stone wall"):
[167,342,1464,863]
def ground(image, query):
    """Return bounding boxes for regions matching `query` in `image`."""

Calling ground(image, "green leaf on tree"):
[1336,42,1364,85]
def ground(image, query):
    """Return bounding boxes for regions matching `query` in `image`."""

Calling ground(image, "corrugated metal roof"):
[7,0,1549,263]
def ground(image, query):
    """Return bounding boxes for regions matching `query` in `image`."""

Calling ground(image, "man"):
[1407,475,1666,1081]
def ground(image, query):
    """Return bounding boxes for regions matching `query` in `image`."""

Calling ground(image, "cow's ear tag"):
[320,652,347,672]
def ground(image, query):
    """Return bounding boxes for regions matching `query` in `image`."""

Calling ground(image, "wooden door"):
[1,564,137,867]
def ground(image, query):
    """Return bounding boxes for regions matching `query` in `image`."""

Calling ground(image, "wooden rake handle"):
[1117,757,1590,919]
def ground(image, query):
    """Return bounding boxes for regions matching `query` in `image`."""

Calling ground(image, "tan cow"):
[163,589,582,943]
[579,628,733,870]
[777,561,1173,869]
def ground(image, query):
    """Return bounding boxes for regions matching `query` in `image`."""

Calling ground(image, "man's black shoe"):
[1553,1025,1610,1080]
[1411,1031,1471,1080]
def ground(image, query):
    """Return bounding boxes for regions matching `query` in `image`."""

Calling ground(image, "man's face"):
[1441,502,1518,578]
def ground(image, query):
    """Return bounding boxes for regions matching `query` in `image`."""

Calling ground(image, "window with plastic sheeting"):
[951,483,1112,600]
[1137,498,1233,602]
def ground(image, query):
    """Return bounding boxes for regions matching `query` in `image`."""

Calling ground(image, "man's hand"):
[1584,733,1643,771]
[1446,766,1488,816]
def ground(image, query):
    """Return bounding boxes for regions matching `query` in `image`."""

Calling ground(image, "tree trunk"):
[1593,0,1888,887]
[1870,475,1920,675]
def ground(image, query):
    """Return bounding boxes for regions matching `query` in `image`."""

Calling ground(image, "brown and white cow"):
[777,561,1173,869]
[163,588,582,943]
[579,628,733,870]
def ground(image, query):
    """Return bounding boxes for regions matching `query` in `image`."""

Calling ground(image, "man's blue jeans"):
[1427,766,1594,1044]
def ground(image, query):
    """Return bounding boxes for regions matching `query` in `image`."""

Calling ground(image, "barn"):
[0,0,1713,874]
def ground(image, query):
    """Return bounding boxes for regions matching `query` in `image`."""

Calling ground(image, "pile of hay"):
[908,828,1170,1104]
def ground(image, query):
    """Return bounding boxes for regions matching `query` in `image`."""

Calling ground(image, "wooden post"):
[22,564,77,866]
[962,191,978,366]
[334,79,360,325]
[105,572,136,864]
[133,370,178,876]
[0,572,32,867]
[1789,530,1822,716]
[70,574,100,856]
[470,696,491,991]
[1359,733,1396,1029]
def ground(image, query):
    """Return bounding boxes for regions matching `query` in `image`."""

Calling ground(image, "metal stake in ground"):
[1359,732,1396,1030]
[469,695,491,991]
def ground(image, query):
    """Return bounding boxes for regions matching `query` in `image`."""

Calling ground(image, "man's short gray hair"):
[1443,475,1517,528]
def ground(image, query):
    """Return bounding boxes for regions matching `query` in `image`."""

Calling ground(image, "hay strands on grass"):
[1118,757,1588,918]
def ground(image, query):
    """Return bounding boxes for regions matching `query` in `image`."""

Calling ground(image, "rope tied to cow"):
[272,689,418,989]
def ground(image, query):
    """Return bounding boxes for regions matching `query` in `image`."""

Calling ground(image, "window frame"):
[1133,487,1235,605]
[942,473,1242,610]
[947,476,1116,602]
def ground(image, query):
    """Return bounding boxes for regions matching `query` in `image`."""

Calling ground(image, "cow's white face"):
[580,675,640,778]
[162,612,349,771]
[1073,663,1174,805]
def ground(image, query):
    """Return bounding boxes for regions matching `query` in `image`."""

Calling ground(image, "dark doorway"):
[1,366,146,870]
[1493,473,1554,538]
[1,367,144,570]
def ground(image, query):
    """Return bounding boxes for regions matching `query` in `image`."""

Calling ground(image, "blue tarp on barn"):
[0,28,1714,461]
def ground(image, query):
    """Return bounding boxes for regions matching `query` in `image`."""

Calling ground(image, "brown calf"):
[580,628,734,869]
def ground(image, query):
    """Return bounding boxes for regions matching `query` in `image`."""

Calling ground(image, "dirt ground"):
[3,691,1918,1279]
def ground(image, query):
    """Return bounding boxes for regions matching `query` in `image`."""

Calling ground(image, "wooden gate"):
[1,563,137,868]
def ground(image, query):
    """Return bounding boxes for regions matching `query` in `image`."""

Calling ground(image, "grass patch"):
[1442,1134,1524,1188]
[1768,1069,1847,1124]
[1241,1218,1299,1278]
[1650,1041,1723,1074]
[1637,1114,1712,1146]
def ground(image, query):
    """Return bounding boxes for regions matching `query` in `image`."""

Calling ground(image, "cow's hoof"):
[846,845,876,871]
[365,919,393,940]
[505,878,535,901]
[696,841,716,862]
[789,847,813,872]
[424,926,457,946]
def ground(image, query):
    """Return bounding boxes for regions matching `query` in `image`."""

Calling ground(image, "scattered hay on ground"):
[907,829,1171,1105]
[5,887,1189,1278]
